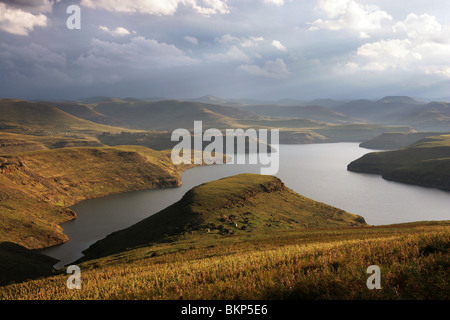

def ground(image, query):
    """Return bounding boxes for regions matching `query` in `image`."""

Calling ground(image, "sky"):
[0,0,450,101]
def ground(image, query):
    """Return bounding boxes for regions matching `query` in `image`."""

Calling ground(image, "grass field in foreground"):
[0,221,448,300]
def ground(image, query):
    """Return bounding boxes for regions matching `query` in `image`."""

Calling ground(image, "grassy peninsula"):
[79,174,367,260]
[348,134,450,191]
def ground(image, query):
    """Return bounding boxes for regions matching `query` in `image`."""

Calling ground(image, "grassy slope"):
[91,99,261,131]
[348,134,450,191]
[0,132,106,155]
[237,104,360,124]
[0,146,194,249]
[80,174,367,261]
[0,221,448,299]
[0,99,136,136]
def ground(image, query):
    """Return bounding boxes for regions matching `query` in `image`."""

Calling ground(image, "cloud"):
[263,0,284,6]
[0,42,68,84]
[342,13,450,77]
[80,0,229,16]
[184,35,199,45]
[272,40,286,51]
[309,0,393,35]
[0,2,48,35]
[393,13,443,41]
[205,45,251,62]
[99,26,133,37]
[239,58,290,79]
[75,36,199,70]
[216,34,264,47]
[0,0,58,13]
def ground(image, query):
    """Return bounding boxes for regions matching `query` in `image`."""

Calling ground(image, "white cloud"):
[217,34,264,47]
[272,40,286,51]
[393,13,443,41]
[80,0,229,16]
[184,35,199,45]
[0,3,48,35]
[263,0,284,6]
[357,39,412,60]
[76,36,198,70]
[239,58,290,79]
[309,0,393,35]
[206,45,251,62]
[343,13,450,78]
[99,26,133,37]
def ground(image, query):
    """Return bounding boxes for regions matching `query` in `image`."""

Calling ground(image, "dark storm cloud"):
[0,0,56,12]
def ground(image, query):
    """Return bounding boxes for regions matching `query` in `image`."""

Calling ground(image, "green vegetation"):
[0,146,196,249]
[0,221,448,299]
[360,131,450,150]
[348,134,450,191]
[80,174,367,261]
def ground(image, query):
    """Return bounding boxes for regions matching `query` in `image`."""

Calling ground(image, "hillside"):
[348,134,450,191]
[0,242,58,286]
[91,99,261,131]
[0,99,131,135]
[334,97,450,131]
[80,174,367,261]
[0,146,196,250]
[237,104,360,124]
[360,131,450,150]
[39,101,125,127]
[0,132,105,155]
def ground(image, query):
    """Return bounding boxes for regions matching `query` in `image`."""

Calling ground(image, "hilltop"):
[80,174,367,261]
[348,134,450,191]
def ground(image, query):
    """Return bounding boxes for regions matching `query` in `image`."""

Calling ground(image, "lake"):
[41,143,450,268]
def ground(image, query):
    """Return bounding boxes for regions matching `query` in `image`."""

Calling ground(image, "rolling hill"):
[79,174,367,261]
[0,146,197,250]
[236,104,360,124]
[89,99,261,131]
[334,97,450,131]
[0,99,133,135]
[348,134,450,191]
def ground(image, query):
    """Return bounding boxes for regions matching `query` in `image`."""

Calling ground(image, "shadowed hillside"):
[348,134,450,191]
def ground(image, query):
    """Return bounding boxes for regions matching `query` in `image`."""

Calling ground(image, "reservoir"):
[41,143,450,268]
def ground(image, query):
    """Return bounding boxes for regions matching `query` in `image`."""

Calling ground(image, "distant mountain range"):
[4,94,450,139]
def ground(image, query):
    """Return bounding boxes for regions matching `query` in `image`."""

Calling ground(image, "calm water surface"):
[41,143,450,268]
